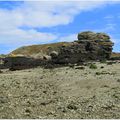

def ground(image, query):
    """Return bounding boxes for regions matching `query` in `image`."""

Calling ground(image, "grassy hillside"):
[10,42,120,59]
[111,52,120,58]
[10,42,72,56]
[0,54,7,58]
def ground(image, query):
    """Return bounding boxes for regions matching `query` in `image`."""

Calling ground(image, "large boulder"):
[77,31,113,59]
[50,51,59,59]
[51,31,114,64]
[96,32,110,41]
[78,31,110,41]
[3,56,42,70]
[78,31,97,40]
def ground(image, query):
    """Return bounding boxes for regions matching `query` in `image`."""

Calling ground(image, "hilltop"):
[10,31,114,60]
[10,42,71,57]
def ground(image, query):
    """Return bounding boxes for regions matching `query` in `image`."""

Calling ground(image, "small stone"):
[69,64,75,68]
[43,90,47,94]
[0,97,9,103]
[101,66,104,69]
[75,66,85,70]
[0,70,3,73]
[67,103,78,110]
[25,108,31,113]
[40,76,43,79]
[117,79,120,82]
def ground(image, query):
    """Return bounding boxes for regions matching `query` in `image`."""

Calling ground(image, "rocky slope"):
[0,61,120,119]
[10,42,71,57]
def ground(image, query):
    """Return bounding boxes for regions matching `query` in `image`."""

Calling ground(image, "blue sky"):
[0,1,120,54]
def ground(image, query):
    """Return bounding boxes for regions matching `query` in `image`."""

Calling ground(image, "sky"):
[0,1,120,54]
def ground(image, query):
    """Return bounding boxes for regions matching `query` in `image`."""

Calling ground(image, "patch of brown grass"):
[111,52,120,58]
[10,42,72,56]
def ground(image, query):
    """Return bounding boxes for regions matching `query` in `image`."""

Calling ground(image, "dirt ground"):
[0,61,120,119]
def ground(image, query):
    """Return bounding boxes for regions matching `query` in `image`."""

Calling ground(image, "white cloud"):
[0,29,57,52]
[16,1,109,27]
[0,1,118,53]
[0,1,109,29]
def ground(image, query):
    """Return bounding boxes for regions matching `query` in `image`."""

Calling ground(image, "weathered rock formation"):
[2,54,53,70]
[3,57,41,70]
[50,31,114,64]
[77,31,110,41]
[2,31,114,70]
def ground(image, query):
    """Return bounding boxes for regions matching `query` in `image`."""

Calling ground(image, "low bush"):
[100,59,107,63]
[89,64,97,69]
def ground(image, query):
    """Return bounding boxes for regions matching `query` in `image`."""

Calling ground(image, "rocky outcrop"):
[2,31,114,70]
[3,57,43,70]
[50,31,114,64]
[77,31,110,41]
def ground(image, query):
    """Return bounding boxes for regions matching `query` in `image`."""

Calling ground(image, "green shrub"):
[100,59,107,63]
[107,61,116,65]
[117,79,120,82]
[89,64,97,69]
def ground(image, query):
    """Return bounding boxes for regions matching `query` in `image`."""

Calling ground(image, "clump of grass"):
[117,79,120,82]
[69,64,75,68]
[89,63,97,69]
[107,61,116,65]
[100,59,107,63]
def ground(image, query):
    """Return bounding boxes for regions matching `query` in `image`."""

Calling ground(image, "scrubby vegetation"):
[0,54,7,58]
[89,64,97,69]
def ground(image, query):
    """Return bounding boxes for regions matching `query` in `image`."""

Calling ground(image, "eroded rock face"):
[3,57,43,70]
[78,31,97,41]
[78,31,110,41]
[2,31,114,70]
[51,31,114,64]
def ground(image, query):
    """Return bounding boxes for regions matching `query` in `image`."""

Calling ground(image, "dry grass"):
[10,42,72,56]
[111,52,120,58]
